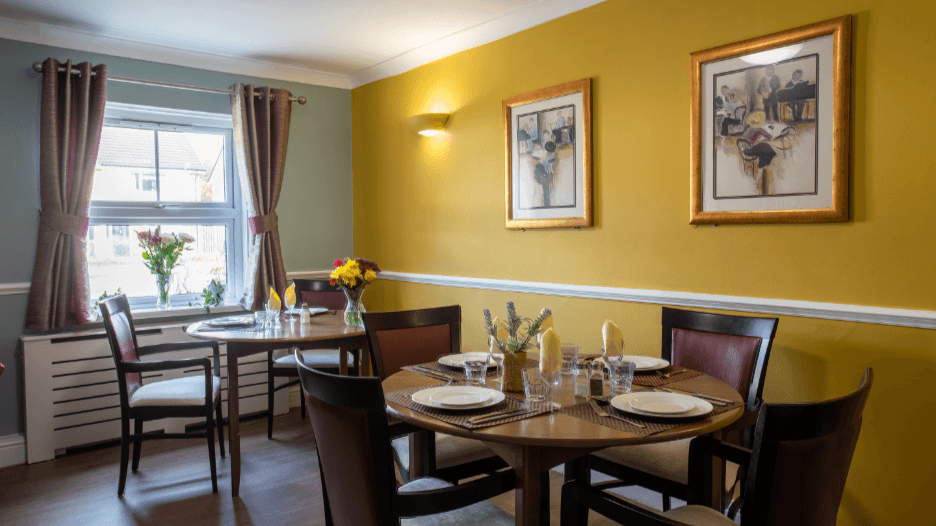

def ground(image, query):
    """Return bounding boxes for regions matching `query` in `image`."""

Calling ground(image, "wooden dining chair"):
[561,368,873,526]
[362,306,508,483]
[99,295,225,495]
[266,278,358,438]
[295,350,517,526]
[583,307,779,513]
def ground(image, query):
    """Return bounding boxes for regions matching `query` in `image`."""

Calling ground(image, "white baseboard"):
[0,434,26,468]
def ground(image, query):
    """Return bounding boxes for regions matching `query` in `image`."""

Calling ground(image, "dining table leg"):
[228,344,241,497]
[338,345,348,376]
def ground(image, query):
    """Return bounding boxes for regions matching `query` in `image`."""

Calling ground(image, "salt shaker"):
[588,361,604,399]
[299,302,310,324]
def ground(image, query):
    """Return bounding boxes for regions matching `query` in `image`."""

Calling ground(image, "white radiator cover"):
[22,324,289,464]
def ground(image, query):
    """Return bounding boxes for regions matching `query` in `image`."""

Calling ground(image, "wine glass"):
[264,300,274,330]
[284,291,296,322]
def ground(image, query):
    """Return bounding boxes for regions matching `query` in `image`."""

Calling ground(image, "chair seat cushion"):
[662,505,735,525]
[392,433,497,471]
[399,477,514,525]
[273,349,352,368]
[593,438,739,490]
[129,375,220,407]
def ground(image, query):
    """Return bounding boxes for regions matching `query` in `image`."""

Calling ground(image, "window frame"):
[89,102,245,311]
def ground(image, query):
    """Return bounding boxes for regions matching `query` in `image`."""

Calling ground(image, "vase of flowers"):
[484,302,551,392]
[330,257,381,326]
[136,228,194,310]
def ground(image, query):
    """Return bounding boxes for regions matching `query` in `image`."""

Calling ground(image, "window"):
[88,103,243,310]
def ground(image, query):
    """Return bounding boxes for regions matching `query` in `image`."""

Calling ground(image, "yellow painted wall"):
[352,1,936,524]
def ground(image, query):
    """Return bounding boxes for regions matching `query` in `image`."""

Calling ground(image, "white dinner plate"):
[288,307,329,316]
[412,386,505,411]
[610,392,713,419]
[205,316,255,328]
[595,355,669,371]
[428,387,494,407]
[627,392,696,414]
[438,353,502,369]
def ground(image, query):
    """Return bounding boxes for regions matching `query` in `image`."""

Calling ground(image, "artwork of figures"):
[690,16,850,224]
[504,79,592,229]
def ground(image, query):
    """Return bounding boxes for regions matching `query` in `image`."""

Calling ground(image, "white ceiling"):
[0,0,605,88]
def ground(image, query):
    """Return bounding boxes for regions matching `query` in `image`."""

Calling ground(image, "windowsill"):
[130,302,246,321]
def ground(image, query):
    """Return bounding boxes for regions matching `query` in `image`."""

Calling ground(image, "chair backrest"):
[362,306,461,380]
[741,369,873,526]
[99,295,142,399]
[293,279,347,310]
[661,307,778,411]
[296,355,397,526]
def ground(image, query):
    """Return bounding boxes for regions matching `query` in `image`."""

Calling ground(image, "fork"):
[656,368,687,379]
[589,399,646,428]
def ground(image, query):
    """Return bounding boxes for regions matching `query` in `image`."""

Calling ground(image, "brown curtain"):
[26,58,107,330]
[230,84,292,310]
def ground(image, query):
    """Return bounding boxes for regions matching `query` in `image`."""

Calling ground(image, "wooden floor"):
[0,409,690,525]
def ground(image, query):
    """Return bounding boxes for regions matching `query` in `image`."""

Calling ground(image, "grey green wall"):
[0,37,353,437]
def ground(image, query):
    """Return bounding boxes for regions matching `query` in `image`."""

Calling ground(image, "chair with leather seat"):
[363,306,509,483]
[99,295,225,495]
[266,278,359,438]
[295,350,517,526]
[583,307,778,512]
[561,368,873,526]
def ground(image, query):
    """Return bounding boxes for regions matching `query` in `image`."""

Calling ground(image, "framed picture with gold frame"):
[690,15,851,225]
[504,78,592,229]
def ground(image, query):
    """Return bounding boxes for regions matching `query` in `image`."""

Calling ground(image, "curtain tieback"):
[248,211,278,235]
[40,209,89,237]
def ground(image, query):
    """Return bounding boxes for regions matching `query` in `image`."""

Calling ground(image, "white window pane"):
[92,127,157,202]
[88,224,227,301]
[157,131,227,203]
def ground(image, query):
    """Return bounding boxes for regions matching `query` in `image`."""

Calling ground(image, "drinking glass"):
[608,360,636,395]
[543,370,562,410]
[522,368,548,402]
[463,352,490,386]
[254,311,266,330]
[284,293,296,322]
[265,300,281,330]
[489,352,505,391]
[561,345,580,376]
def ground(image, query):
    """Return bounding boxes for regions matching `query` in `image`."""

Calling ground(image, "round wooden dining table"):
[187,311,369,497]
[383,369,744,526]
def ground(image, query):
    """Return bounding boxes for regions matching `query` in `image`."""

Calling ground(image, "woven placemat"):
[559,398,741,438]
[404,358,539,381]
[632,366,703,387]
[385,384,553,429]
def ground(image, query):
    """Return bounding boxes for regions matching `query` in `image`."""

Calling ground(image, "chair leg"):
[560,482,587,526]
[540,471,551,526]
[563,458,590,525]
[207,407,218,494]
[268,352,275,439]
[215,397,226,458]
[131,418,143,471]
[118,416,131,496]
[662,493,672,511]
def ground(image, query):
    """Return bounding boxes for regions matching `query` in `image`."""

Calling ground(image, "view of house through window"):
[87,105,241,309]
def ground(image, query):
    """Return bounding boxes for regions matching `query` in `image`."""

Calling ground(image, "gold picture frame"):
[690,15,851,225]
[504,78,592,229]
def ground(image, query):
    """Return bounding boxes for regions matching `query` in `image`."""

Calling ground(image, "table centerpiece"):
[484,302,551,392]
[330,257,382,326]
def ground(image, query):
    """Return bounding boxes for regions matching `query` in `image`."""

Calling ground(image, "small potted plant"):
[484,302,551,392]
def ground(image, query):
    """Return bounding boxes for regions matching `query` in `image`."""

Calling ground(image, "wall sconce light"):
[409,113,450,137]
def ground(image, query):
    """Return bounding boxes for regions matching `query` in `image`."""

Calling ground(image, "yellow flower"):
[364,270,377,282]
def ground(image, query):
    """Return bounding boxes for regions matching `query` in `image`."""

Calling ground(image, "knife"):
[413,365,456,380]
[660,387,731,405]
[468,407,527,424]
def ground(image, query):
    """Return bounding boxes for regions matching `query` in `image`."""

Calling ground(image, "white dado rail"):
[286,270,936,330]
[21,323,290,464]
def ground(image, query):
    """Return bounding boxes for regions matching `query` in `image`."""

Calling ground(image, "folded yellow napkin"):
[284,282,296,308]
[602,319,623,358]
[268,287,282,311]
[540,328,562,373]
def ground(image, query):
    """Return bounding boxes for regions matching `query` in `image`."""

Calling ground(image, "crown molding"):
[376,271,936,330]
[348,0,607,88]
[0,16,352,89]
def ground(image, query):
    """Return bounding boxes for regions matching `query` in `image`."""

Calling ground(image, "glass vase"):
[155,272,171,310]
[502,351,528,392]
[343,288,366,327]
